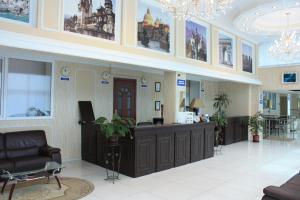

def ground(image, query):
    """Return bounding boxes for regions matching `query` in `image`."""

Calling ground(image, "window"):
[5,58,52,118]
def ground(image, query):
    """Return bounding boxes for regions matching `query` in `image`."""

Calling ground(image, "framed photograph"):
[155,82,161,92]
[137,0,173,53]
[155,101,161,111]
[242,41,254,73]
[185,19,210,63]
[218,31,236,68]
[63,0,121,42]
[0,0,36,25]
[282,72,297,84]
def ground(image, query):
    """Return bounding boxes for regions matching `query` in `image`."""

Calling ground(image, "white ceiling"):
[207,0,300,44]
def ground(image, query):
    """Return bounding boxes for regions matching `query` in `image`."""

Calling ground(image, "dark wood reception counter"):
[86,122,215,177]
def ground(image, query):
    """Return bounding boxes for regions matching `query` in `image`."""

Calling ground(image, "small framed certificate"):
[155,101,161,111]
[155,82,161,92]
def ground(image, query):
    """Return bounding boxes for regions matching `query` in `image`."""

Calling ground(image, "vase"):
[253,134,259,143]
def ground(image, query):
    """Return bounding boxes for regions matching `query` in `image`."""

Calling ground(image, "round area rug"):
[2,177,94,200]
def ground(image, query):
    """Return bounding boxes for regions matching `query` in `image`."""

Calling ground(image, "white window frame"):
[0,56,55,121]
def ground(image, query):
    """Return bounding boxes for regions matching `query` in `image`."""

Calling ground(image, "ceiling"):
[207,0,300,44]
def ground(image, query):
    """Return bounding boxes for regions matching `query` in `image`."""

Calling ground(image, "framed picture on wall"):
[136,0,173,54]
[282,72,298,84]
[218,31,236,68]
[0,0,36,25]
[155,82,161,92]
[242,41,254,73]
[185,19,210,63]
[155,101,161,111]
[63,0,121,42]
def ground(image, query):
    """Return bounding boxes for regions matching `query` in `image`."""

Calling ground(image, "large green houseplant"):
[212,93,230,146]
[95,113,135,145]
[249,112,264,142]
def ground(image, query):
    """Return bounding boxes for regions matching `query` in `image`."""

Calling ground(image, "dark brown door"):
[113,78,137,120]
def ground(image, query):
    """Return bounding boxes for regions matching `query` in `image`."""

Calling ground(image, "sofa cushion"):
[13,156,52,172]
[6,147,39,159]
[0,133,5,159]
[263,186,300,200]
[286,174,300,187]
[5,130,47,149]
[0,150,6,159]
[0,160,14,171]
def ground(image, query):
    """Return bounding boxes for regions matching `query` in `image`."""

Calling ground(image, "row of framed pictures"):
[0,0,254,73]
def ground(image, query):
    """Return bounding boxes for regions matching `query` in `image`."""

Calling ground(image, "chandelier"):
[269,13,300,61]
[159,0,234,20]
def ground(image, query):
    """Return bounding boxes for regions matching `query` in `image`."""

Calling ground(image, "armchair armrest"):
[263,186,300,200]
[40,145,61,157]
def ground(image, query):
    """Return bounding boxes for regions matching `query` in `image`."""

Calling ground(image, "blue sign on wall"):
[60,76,70,81]
[177,79,186,86]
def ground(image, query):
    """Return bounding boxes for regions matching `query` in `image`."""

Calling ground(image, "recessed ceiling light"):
[272,6,277,9]
[255,12,260,16]
[296,2,300,5]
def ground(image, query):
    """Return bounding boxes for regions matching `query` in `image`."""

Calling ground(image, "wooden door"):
[280,96,288,116]
[113,78,137,120]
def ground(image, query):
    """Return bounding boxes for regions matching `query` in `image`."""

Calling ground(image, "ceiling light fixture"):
[159,0,234,20]
[269,12,300,61]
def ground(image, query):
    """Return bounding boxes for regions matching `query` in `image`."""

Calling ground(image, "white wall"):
[0,58,164,161]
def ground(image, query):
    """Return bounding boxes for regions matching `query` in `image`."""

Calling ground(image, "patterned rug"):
[1,177,94,200]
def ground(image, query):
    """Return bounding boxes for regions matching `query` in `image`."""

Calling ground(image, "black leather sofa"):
[262,172,300,200]
[0,130,61,174]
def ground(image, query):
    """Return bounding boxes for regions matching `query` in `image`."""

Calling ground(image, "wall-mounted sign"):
[60,66,70,81]
[177,79,186,86]
[101,80,110,85]
[141,84,147,88]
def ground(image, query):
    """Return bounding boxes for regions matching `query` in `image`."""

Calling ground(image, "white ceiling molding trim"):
[234,0,300,36]
[0,30,261,85]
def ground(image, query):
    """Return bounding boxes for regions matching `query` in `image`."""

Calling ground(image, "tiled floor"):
[62,136,300,200]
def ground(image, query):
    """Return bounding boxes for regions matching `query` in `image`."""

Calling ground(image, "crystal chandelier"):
[269,13,300,61]
[159,0,234,20]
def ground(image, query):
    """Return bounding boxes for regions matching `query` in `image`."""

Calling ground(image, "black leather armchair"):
[0,130,61,175]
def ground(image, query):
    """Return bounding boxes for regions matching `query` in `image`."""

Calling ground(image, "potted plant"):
[212,93,230,146]
[94,113,135,146]
[249,112,264,142]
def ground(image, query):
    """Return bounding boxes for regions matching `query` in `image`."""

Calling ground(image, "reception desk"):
[88,122,215,178]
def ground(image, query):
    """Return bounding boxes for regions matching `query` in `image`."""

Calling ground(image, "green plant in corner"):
[249,112,265,142]
[94,113,135,144]
[212,93,230,146]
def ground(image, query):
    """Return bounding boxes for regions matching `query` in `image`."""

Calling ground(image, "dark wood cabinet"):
[135,134,156,177]
[174,127,191,167]
[223,116,249,145]
[81,120,215,178]
[190,126,205,162]
[156,128,174,172]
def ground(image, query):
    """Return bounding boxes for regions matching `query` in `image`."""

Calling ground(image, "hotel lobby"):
[0,0,300,200]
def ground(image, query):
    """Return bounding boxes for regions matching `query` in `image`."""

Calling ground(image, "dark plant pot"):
[253,134,259,143]
[108,135,119,146]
